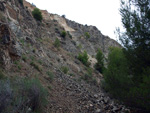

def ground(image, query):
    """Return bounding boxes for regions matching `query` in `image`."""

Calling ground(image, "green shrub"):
[77,51,89,66]
[14,60,19,65]
[103,47,132,98]
[32,8,43,21]
[38,60,43,65]
[82,68,92,81]
[0,78,48,113]
[77,44,82,49]
[17,64,22,70]
[20,39,25,45]
[69,73,75,77]
[46,71,54,81]
[61,31,67,38]
[30,56,35,61]
[54,38,60,48]
[95,49,104,73]
[48,85,52,90]
[84,32,90,38]
[81,73,92,82]
[14,61,22,70]
[61,66,69,74]
[81,68,97,85]
[22,78,48,112]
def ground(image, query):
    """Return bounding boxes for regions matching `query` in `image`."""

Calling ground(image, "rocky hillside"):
[0,0,130,113]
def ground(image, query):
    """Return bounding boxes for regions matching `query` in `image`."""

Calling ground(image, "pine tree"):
[119,0,150,81]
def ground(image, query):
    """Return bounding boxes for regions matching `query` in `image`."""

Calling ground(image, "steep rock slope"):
[0,0,129,113]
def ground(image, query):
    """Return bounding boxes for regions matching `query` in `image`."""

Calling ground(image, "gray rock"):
[95,109,101,113]
[94,94,98,98]
[113,106,119,112]
[104,97,109,104]
[9,21,22,37]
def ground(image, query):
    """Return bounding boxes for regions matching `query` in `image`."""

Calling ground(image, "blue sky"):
[26,0,123,40]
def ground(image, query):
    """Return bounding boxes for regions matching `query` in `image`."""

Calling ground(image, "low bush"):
[14,61,22,70]
[61,66,69,74]
[0,78,48,113]
[95,49,104,73]
[81,68,97,85]
[77,44,82,49]
[61,31,67,38]
[77,51,90,66]
[30,61,42,72]
[69,73,75,77]
[22,78,48,112]
[32,8,43,21]
[22,55,27,62]
[54,38,60,48]
[84,32,90,38]
[81,73,92,82]
[47,71,54,81]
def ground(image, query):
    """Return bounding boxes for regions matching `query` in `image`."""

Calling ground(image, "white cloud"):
[26,0,123,40]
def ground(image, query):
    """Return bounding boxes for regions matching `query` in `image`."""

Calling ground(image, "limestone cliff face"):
[24,0,121,57]
[0,0,121,69]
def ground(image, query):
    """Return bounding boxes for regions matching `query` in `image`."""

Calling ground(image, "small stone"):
[28,107,31,111]
[104,97,109,104]
[94,94,98,98]
[113,106,119,111]
[96,99,100,102]
[101,93,104,97]
[95,109,101,113]
[100,101,104,104]
[89,104,93,107]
